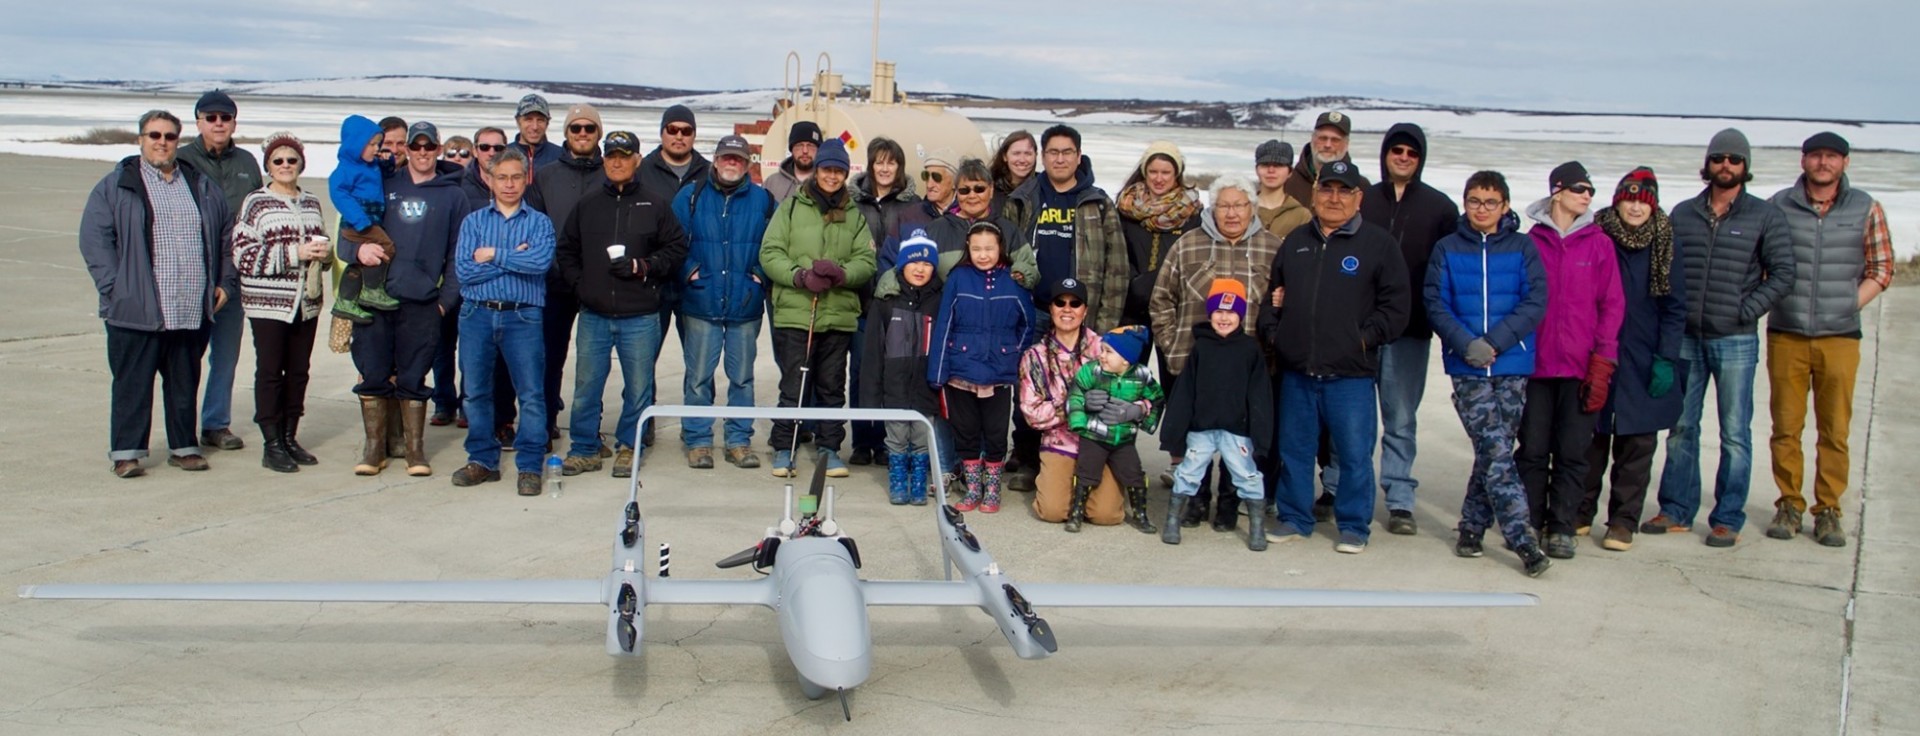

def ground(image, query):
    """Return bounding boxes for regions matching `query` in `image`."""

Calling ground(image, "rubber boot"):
[354,396,389,476]
[357,265,400,310]
[981,461,1004,513]
[1125,486,1156,534]
[1212,489,1240,532]
[331,270,374,325]
[402,399,431,476]
[906,452,930,506]
[1180,487,1209,528]
[1064,482,1093,533]
[282,416,318,465]
[1245,500,1269,552]
[1163,495,1188,545]
[259,421,297,473]
[954,460,984,512]
[385,398,406,458]
[886,452,910,505]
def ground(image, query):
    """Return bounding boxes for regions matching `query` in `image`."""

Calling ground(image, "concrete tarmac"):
[0,152,1912,735]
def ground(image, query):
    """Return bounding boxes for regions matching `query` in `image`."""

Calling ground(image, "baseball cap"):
[1049,276,1089,304]
[195,90,237,116]
[1314,110,1352,137]
[407,121,440,146]
[1549,161,1592,191]
[1317,159,1367,189]
[602,130,640,157]
[515,94,551,119]
[714,134,751,161]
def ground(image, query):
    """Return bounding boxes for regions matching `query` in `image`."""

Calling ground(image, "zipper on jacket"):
[1480,233,1492,377]
[1307,235,1326,370]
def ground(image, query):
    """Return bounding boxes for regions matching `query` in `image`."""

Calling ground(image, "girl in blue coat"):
[928,221,1038,512]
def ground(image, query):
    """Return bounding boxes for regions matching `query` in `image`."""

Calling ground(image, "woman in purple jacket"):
[1519,162,1625,560]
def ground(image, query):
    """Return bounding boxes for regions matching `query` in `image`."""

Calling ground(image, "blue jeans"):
[1278,372,1380,539]
[571,310,663,457]
[678,313,760,449]
[459,303,546,473]
[199,299,245,430]
[1172,430,1265,502]
[1657,333,1758,531]
[1376,337,1429,511]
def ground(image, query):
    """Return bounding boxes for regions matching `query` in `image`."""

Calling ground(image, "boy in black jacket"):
[1161,279,1274,549]
[860,237,943,505]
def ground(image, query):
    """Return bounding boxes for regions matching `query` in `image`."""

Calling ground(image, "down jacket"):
[757,185,875,333]
[1670,186,1794,337]
[927,263,1038,387]
[1424,211,1547,377]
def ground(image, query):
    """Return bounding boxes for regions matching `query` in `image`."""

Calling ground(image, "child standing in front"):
[328,114,397,324]
[1068,325,1165,533]
[928,221,1037,512]
[1159,279,1273,550]
[861,236,944,505]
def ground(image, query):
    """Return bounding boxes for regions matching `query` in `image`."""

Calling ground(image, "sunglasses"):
[475,143,506,153]
[664,124,694,137]
[144,131,181,142]
[920,170,945,183]
[1388,145,1421,158]
[1563,184,1596,196]
[956,184,989,195]
[1052,298,1085,309]
[407,142,439,151]
[568,123,598,134]
[270,157,301,167]
[199,113,234,124]
[443,149,471,159]
[1708,153,1747,166]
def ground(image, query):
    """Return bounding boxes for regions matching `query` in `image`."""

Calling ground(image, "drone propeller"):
[798,449,829,519]
[1003,584,1057,653]
[620,502,640,548]
[615,583,639,652]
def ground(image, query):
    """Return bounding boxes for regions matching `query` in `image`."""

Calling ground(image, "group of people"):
[80,92,1892,576]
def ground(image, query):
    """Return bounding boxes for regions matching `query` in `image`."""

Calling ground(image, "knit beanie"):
[789,121,824,148]
[1103,325,1150,366]
[1133,140,1186,179]
[1613,167,1659,207]
[1708,128,1751,161]
[1549,161,1592,191]
[1204,278,1249,318]
[814,138,850,171]
[660,104,696,131]
[896,232,938,272]
[564,103,602,130]
[260,131,306,173]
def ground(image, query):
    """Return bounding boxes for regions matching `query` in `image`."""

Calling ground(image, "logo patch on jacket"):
[399,199,428,223]
[1340,255,1359,275]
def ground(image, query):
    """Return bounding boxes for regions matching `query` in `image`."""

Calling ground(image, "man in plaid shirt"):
[1763,131,1894,548]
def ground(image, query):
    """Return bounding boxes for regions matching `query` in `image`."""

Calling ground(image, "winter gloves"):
[1464,338,1497,369]
[792,259,849,294]
[1098,400,1146,425]
[1082,389,1111,413]
[1649,356,1675,398]
[1580,354,1617,414]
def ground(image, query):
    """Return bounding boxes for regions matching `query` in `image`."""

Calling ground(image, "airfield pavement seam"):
[1835,295,1884,736]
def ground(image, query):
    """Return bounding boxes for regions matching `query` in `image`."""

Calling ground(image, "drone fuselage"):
[772,537,871,696]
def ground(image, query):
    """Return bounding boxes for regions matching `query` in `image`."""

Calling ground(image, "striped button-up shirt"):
[455,201,554,307]
[141,160,207,329]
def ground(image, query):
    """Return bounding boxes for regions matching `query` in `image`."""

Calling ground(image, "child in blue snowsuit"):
[328,114,395,323]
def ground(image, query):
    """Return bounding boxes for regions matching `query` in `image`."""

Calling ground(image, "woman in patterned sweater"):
[231,132,333,473]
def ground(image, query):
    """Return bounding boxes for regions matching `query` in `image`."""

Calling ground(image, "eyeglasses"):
[1464,197,1505,211]
[1562,184,1595,196]
[568,123,598,134]
[270,157,301,167]
[664,124,694,137]
[443,150,471,160]
[956,184,989,195]
[1052,298,1085,309]
[199,113,233,124]
[475,143,506,153]
[144,131,181,142]
[1708,153,1746,166]
[1315,185,1360,199]
[407,142,440,151]
[921,170,946,183]
[1388,145,1421,159]
[1215,202,1252,212]
[1043,148,1078,159]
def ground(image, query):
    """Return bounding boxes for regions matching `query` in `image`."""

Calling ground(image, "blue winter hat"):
[896,231,938,272]
[815,138,850,171]
[1103,325,1150,366]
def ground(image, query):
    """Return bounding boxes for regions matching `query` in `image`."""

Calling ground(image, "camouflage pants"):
[1450,376,1536,548]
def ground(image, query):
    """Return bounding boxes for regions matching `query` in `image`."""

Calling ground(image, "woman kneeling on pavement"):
[1019,277,1125,527]
[231,132,331,472]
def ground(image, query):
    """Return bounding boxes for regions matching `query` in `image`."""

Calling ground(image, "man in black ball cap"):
[176,89,262,453]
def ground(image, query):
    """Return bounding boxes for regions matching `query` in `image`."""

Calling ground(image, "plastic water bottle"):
[545,454,564,499]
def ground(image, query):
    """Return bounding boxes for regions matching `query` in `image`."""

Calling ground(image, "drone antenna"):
[837,688,851,721]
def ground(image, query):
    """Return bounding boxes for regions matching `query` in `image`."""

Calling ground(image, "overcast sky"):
[6,0,1912,121]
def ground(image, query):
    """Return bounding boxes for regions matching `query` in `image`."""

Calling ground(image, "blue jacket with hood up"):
[328,115,386,232]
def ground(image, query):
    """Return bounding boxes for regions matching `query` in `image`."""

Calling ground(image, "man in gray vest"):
[1644,128,1794,549]
[175,90,261,453]
[1763,132,1892,548]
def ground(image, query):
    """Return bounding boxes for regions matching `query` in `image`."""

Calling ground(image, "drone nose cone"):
[776,543,872,690]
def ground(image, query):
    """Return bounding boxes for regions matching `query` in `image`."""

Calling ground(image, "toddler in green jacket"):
[1067,325,1164,532]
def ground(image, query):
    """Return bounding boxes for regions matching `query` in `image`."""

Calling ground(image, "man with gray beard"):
[1284,110,1354,205]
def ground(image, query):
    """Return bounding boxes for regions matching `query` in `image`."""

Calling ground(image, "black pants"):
[432,307,459,414]
[769,328,852,452]
[249,316,317,425]
[1075,437,1146,488]
[542,288,580,436]
[847,317,885,452]
[1517,378,1597,535]
[943,385,1012,462]
[1581,432,1656,532]
[350,300,440,400]
[107,323,209,459]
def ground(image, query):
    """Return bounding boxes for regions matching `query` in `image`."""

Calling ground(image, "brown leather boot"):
[355,396,389,476]
[402,400,431,476]
[385,398,406,458]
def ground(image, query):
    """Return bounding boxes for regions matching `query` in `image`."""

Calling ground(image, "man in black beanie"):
[767,121,823,203]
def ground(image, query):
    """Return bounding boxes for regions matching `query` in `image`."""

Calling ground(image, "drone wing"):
[18,580,606,604]
[1017,584,1538,609]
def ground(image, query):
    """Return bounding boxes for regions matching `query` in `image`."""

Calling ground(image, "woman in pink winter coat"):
[1017,277,1123,525]
[1519,161,1625,560]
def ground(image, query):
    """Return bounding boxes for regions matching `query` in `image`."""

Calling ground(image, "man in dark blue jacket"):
[672,135,775,469]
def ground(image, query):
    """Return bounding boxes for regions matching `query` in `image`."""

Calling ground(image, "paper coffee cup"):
[607,244,627,259]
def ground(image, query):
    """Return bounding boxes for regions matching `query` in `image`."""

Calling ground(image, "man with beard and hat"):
[1283,110,1354,206]
[766,121,822,203]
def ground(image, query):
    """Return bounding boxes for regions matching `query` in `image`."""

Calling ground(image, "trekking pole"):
[787,293,822,464]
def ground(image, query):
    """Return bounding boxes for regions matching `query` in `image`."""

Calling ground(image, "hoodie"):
[1159,322,1274,457]
[1006,155,1129,329]
[1424,211,1548,377]
[1146,208,1283,376]
[1361,123,1460,341]
[359,160,468,312]
[328,115,386,231]
[1524,197,1625,378]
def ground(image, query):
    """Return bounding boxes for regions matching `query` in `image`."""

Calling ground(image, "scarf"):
[806,179,849,224]
[1116,182,1202,233]
[1597,206,1674,297]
